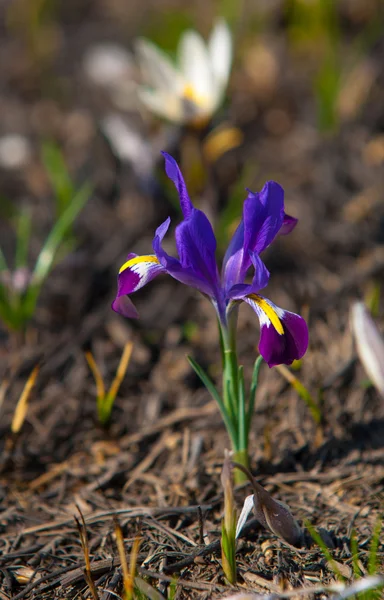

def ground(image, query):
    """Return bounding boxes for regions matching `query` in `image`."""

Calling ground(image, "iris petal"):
[228,252,270,298]
[244,294,308,367]
[161,152,193,218]
[153,212,221,298]
[223,181,285,289]
[279,214,298,236]
[112,253,165,318]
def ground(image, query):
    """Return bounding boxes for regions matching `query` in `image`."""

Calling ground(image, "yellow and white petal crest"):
[135,38,183,94]
[208,19,232,89]
[247,294,284,334]
[118,254,163,293]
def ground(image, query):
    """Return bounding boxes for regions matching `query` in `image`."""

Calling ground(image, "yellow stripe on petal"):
[249,294,284,335]
[119,255,160,274]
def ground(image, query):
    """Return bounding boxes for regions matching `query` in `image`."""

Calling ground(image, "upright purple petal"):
[223,181,285,289]
[244,182,285,254]
[162,151,193,218]
[154,212,222,299]
[175,208,220,290]
[243,295,308,367]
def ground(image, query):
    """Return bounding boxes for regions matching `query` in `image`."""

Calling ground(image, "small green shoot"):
[0,164,91,332]
[365,517,383,600]
[276,364,322,427]
[86,342,133,426]
[305,520,346,583]
[42,141,77,220]
[308,518,384,600]
[220,452,237,584]
[351,529,362,579]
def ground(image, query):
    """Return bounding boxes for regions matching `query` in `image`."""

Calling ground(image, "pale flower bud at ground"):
[351,302,384,398]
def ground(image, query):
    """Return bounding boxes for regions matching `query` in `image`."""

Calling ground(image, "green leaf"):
[238,365,246,451]
[187,355,238,448]
[41,141,75,217]
[368,517,382,577]
[247,355,263,437]
[305,520,345,582]
[22,181,92,322]
[15,209,32,269]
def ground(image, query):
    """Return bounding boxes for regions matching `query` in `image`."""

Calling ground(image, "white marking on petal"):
[236,494,254,538]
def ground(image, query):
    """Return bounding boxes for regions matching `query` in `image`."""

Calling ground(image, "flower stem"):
[232,449,250,484]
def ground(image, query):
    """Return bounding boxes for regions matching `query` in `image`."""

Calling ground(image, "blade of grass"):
[114,518,133,600]
[42,141,74,217]
[305,520,345,582]
[75,510,99,600]
[11,364,39,434]
[350,529,361,579]
[15,210,31,269]
[246,355,263,438]
[103,341,133,421]
[187,355,238,449]
[85,351,106,409]
[237,365,246,452]
[0,286,17,330]
[0,246,10,272]
[368,516,382,576]
[22,181,91,321]
[276,364,322,425]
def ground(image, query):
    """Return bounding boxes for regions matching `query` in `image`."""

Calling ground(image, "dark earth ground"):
[0,0,384,598]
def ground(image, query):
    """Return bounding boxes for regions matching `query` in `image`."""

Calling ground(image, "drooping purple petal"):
[243,294,308,367]
[279,214,298,236]
[112,295,139,318]
[112,252,165,318]
[161,151,193,218]
[223,181,285,289]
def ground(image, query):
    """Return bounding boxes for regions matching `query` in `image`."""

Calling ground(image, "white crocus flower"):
[351,302,384,398]
[135,19,232,126]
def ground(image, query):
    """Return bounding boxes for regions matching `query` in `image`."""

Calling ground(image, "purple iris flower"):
[112,153,308,367]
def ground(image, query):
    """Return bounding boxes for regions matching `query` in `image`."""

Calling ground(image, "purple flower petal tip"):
[259,311,308,368]
[112,295,139,319]
[279,214,298,236]
[161,151,193,217]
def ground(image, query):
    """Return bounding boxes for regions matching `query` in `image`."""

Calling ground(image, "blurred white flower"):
[83,44,138,111]
[135,19,232,125]
[83,44,134,87]
[0,134,31,170]
[351,302,384,398]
